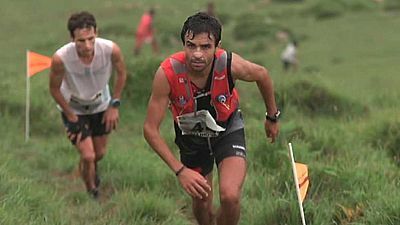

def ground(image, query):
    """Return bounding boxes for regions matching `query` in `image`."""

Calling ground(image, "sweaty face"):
[72,27,97,58]
[184,32,217,74]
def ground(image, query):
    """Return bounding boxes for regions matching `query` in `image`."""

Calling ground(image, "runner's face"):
[184,32,217,73]
[72,27,97,58]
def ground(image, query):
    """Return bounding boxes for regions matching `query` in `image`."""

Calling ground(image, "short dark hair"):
[180,12,221,46]
[149,8,155,16]
[67,11,97,38]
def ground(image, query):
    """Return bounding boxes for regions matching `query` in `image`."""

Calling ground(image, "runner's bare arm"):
[143,67,182,172]
[102,43,127,131]
[231,53,278,115]
[143,67,211,199]
[110,43,127,99]
[231,53,279,142]
[49,54,77,122]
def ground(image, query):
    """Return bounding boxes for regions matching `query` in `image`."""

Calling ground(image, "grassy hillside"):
[1,0,399,224]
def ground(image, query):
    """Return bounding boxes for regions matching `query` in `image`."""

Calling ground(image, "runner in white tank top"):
[56,37,114,114]
[49,11,127,199]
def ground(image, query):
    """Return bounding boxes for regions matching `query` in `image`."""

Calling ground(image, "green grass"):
[1,0,400,224]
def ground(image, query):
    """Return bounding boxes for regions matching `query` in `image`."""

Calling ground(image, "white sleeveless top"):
[281,43,297,63]
[56,38,114,115]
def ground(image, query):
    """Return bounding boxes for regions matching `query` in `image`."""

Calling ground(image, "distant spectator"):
[281,40,298,73]
[134,8,159,55]
[206,2,216,17]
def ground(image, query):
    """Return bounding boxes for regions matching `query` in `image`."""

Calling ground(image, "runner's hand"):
[65,115,82,144]
[177,168,211,199]
[264,120,279,143]
[103,107,119,132]
[66,113,79,123]
[66,130,82,144]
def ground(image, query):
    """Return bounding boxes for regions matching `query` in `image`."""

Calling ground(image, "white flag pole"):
[288,143,307,225]
[25,50,30,142]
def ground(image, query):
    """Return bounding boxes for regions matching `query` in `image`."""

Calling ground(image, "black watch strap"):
[265,110,281,122]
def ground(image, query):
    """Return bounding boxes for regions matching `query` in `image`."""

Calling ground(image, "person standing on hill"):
[134,8,159,55]
[206,2,216,17]
[143,12,279,225]
[49,11,127,199]
[281,40,299,73]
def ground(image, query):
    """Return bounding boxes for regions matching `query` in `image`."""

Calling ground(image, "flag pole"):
[288,143,307,225]
[25,50,30,142]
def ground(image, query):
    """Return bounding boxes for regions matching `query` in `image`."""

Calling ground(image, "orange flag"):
[295,162,309,203]
[27,51,51,77]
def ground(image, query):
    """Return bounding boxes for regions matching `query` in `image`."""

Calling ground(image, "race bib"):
[177,110,225,137]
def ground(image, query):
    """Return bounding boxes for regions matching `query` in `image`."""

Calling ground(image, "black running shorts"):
[61,111,110,145]
[175,128,246,176]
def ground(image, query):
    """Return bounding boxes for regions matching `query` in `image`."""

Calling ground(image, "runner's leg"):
[192,173,215,225]
[93,135,108,187]
[76,137,97,192]
[216,157,246,225]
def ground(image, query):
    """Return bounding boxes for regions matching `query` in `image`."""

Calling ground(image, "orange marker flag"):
[288,143,308,225]
[27,51,51,77]
[25,50,52,142]
[295,162,309,203]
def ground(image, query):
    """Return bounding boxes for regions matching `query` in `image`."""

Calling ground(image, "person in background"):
[49,11,127,199]
[206,2,216,17]
[134,8,159,55]
[281,40,299,73]
[143,12,279,225]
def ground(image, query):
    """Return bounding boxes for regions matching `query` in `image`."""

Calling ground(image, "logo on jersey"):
[217,95,227,103]
[178,96,187,105]
[214,75,226,80]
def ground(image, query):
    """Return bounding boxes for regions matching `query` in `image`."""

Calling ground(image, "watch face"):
[111,99,121,107]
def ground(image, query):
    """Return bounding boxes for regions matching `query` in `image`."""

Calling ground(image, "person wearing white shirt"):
[49,11,127,199]
[281,40,298,73]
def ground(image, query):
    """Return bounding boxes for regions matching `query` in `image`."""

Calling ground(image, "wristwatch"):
[265,110,281,123]
[110,98,121,108]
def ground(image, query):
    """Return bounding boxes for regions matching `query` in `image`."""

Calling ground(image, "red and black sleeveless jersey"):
[161,49,239,124]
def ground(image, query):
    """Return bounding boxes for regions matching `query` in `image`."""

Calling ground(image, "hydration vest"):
[161,49,239,123]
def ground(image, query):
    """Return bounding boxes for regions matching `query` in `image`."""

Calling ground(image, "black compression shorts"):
[175,128,246,176]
